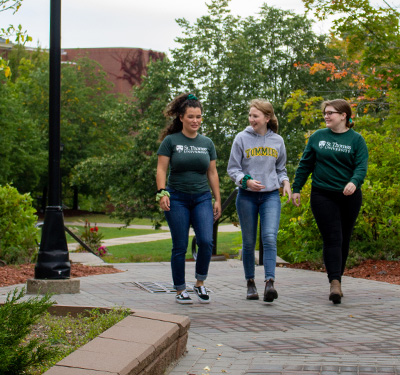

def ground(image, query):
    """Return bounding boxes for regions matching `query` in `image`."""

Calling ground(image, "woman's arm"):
[227,137,245,186]
[156,155,171,211]
[207,160,221,221]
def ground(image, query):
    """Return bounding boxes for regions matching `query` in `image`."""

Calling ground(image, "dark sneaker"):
[175,290,193,304]
[193,285,210,304]
[264,279,278,302]
[247,279,259,300]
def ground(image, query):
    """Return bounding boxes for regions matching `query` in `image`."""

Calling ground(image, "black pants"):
[310,187,362,282]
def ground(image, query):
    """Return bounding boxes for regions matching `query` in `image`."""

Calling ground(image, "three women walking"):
[157,94,367,306]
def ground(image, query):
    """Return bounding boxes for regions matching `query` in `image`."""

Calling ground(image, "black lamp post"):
[34,0,70,279]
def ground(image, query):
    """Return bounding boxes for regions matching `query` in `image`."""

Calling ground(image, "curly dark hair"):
[160,93,203,140]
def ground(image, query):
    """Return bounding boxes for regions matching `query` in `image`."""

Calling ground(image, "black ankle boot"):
[264,279,278,302]
[246,279,259,300]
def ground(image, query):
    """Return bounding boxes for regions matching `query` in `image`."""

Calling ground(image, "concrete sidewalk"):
[1,260,399,374]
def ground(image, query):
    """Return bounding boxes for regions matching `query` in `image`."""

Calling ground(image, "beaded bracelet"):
[156,190,170,202]
[242,174,253,189]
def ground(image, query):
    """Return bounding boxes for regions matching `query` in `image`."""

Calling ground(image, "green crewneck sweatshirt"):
[292,128,368,193]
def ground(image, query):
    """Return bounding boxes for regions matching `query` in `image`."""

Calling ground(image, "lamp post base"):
[35,206,71,279]
[26,278,80,294]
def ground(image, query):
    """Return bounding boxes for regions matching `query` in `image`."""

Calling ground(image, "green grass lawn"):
[63,214,155,226]
[103,232,242,263]
[65,226,167,244]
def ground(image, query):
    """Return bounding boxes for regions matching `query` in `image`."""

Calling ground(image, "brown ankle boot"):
[329,280,342,304]
[246,279,259,300]
[264,279,278,302]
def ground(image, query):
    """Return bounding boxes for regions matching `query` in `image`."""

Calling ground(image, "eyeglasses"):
[323,111,341,117]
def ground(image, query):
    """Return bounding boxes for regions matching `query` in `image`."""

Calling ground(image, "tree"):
[1,49,133,207]
[172,0,331,176]
[0,56,47,193]
[277,0,400,264]
[1,0,31,77]
[72,58,173,223]
[73,0,334,224]
[303,0,400,88]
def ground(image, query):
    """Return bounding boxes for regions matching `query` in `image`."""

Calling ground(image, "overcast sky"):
[1,0,398,53]
[0,0,331,53]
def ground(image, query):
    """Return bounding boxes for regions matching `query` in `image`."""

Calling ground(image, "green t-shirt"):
[157,132,217,194]
[293,128,368,193]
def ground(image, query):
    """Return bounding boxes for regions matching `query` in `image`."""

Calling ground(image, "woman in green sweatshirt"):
[292,99,368,304]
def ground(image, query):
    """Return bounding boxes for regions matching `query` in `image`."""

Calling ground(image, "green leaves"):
[0,185,38,264]
[0,287,57,375]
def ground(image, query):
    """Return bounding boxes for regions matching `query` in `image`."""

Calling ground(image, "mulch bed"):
[1,259,400,288]
[287,259,400,285]
[0,263,123,288]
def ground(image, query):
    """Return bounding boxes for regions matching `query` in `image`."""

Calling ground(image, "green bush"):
[0,288,57,375]
[278,129,400,267]
[278,182,323,266]
[0,184,39,264]
[351,130,400,260]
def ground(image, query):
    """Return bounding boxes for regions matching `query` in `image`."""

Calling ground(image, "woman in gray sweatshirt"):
[227,99,291,303]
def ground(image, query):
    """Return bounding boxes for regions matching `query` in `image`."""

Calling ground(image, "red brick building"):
[0,41,165,96]
[61,48,165,96]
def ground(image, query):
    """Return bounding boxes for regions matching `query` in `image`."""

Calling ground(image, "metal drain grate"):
[126,281,212,294]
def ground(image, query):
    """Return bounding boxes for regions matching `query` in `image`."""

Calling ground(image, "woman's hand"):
[343,182,356,196]
[282,180,292,203]
[246,179,265,191]
[292,193,301,206]
[213,200,221,222]
[159,195,170,211]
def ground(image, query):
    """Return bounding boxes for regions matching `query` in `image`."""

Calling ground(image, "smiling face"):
[180,107,202,138]
[249,107,269,135]
[323,105,347,133]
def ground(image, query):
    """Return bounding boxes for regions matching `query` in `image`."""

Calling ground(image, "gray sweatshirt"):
[227,126,289,192]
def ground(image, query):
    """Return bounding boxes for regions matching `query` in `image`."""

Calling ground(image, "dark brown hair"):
[160,93,203,140]
[321,99,354,128]
[249,99,279,133]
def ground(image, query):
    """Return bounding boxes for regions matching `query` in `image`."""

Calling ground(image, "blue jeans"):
[164,188,214,291]
[236,188,281,281]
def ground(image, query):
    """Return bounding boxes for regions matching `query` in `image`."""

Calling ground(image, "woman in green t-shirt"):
[156,93,221,305]
[292,99,368,304]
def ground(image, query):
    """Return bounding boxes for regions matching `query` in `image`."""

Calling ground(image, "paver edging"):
[41,305,190,375]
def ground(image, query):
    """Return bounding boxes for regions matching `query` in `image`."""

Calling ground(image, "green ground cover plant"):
[104,232,242,263]
[30,307,130,374]
[0,287,130,375]
[0,288,56,375]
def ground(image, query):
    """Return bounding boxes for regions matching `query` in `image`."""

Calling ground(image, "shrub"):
[278,129,400,266]
[278,182,323,266]
[0,288,57,375]
[0,184,39,264]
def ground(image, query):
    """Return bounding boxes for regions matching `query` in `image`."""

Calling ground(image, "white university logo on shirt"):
[318,140,351,153]
[175,145,208,154]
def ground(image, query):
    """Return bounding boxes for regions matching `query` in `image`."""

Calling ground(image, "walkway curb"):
[42,306,190,375]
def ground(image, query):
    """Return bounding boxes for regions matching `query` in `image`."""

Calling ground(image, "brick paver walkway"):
[1,260,399,374]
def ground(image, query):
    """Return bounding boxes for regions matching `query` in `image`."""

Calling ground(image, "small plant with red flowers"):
[76,221,108,257]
